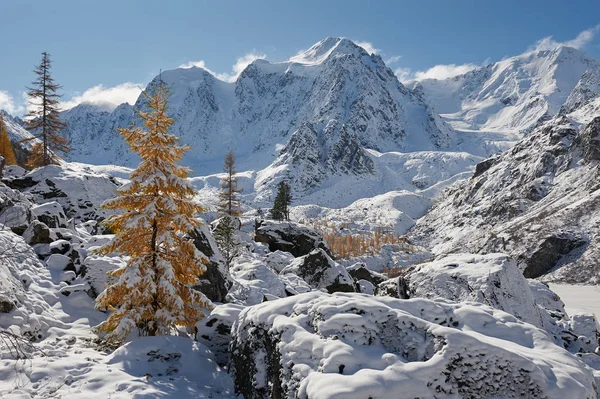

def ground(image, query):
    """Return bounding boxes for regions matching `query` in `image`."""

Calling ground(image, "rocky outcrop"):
[254,221,332,258]
[189,225,232,303]
[520,234,587,278]
[230,292,597,399]
[31,201,68,228]
[280,249,354,293]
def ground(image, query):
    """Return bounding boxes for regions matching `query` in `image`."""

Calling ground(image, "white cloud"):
[60,82,143,112]
[179,51,266,83]
[385,55,402,65]
[394,63,478,83]
[414,63,479,81]
[0,91,24,115]
[529,25,600,52]
[179,59,213,70]
[353,40,380,55]
[394,67,414,83]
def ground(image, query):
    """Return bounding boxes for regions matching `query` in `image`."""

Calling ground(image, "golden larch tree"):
[24,52,70,167]
[0,115,17,166]
[95,82,210,343]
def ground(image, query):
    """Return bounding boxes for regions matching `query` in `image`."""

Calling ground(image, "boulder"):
[23,220,56,245]
[226,254,288,305]
[196,303,244,367]
[31,201,68,228]
[570,313,600,353]
[189,225,232,303]
[230,292,597,399]
[280,249,354,293]
[81,255,124,298]
[254,221,332,258]
[346,262,386,286]
[375,254,544,328]
[0,203,32,234]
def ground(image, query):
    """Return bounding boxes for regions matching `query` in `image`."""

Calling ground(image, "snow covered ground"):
[549,283,600,318]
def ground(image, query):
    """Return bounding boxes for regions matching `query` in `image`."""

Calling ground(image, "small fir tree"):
[217,150,242,217]
[23,52,70,167]
[95,83,210,344]
[270,181,292,221]
[213,216,238,267]
[0,115,17,166]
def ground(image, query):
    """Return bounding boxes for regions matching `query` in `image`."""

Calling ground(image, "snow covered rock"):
[196,303,244,367]
[346,262,386,287]
[0,182,34,234]
[46,253,74,272]
[227,253,288,305]
[4,163,122,223]
[254,221,332,258]
[0,229,60,340]
[374,253,544,328]
[31,201,68,228]
[570,313,600,353]
[280,249,355,293]
[189,224,232,303]
[23,220,56,245]
[230,292,597,399]
[80,254,124,298]
[264,250,295,273]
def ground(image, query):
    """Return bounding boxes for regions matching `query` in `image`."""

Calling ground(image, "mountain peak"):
[288,37,367,65]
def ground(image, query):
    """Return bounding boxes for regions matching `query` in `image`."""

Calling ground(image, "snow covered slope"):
[415,46,600,134]
[409,115,600,283]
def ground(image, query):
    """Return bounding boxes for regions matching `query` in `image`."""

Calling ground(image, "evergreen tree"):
[95,83,210,344]
[270,181,292,221]
[213,215,238,267]
[24,52,70,167]
[0,115,17,166]
[217,150,242,217]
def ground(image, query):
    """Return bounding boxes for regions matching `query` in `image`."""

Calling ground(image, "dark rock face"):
[2,176,37,190]
[0,299,15,313]
[374,274,411,299]
[254,221,333,258]
[280,249,355,293]
[472,156,499,178]
[32,201,68,228]
[23,220,55,245]
[347,262,387,286]
[521,234,587,278]
[189,226,231,303]
[579,116,600,162]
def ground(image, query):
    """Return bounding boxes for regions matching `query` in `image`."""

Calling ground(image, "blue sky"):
[1,0,600,115]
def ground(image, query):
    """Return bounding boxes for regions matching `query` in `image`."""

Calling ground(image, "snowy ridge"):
[415,46,600,134]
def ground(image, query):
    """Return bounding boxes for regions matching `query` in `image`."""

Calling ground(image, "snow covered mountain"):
[409,113,600,283]
[61,38,454,177]
[414,46,600,134]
